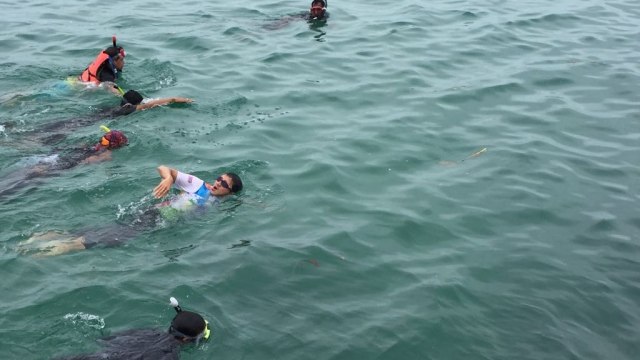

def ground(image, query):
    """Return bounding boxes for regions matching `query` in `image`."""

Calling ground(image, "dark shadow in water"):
[308,19,327,42]
[161,244,198,262]
[228,239,251,250]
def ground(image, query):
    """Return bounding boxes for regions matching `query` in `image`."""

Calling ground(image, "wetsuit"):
[56,329,182,360]
[93,62,118,83]
[263,11,329,30]
[32,104,137,146]
[0,147,110,199]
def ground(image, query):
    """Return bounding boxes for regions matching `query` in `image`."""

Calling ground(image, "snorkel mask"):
[168,297,211,343]
[310,0,327,19]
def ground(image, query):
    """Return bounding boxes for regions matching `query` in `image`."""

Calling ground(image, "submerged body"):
[58,329,181,360]
[0,130,128,199]
[264,0,329,30]
[57,297,209,360]
[2,90,192,147]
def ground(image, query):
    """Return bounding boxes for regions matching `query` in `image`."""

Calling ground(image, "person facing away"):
[15,89,193,146]
[0,127,128,199]
[264,0,329,30]
[17,165,243,256]
[57,297,211,360]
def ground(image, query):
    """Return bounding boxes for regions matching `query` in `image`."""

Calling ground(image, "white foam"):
[63,312,105,329]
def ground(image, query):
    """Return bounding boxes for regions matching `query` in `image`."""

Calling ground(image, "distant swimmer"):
[264,0,329,30]
[79,36,127,95]
[0,127,128,199]
[18,165,243,256]
[56,297,210,360]
[308,0,328,20]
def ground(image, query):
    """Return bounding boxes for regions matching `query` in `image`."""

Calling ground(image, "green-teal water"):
[1,0,639,359]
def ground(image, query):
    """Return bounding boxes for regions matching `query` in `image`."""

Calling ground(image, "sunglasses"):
[216,176,231,190]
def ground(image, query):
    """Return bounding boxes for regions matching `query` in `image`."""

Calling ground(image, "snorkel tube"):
[107,35,126,84]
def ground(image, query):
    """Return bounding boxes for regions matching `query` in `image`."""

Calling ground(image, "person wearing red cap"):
[0,128,129,199]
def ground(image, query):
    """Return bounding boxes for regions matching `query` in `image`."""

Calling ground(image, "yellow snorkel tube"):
[203,320,211,340]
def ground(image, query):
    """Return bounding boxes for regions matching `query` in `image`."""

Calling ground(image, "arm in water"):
[136,97,193,111]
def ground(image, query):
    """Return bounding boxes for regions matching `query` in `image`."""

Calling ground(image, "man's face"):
[206,174,233,196]
[310,2,326,18]
[114,56,125,71]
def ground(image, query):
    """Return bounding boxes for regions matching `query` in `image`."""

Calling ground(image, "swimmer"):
[2,89,193,146]
[0,127,128,199]
[18,166,243,256]
[308,0,328,20]
[78,36,127,95]
[56,297,210,360]
[264,0,329,30]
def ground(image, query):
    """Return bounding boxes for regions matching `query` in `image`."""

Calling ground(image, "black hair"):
[225,172,243,193]
[311,0,326,7]
[104,46,124,58]
[121,90,144,106]
[170,311,206,339]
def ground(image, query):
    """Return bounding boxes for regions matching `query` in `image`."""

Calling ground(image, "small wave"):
[63,312,105,330]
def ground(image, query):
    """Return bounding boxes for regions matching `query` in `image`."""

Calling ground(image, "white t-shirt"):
[174,171,205,194]
[166,171,217,211]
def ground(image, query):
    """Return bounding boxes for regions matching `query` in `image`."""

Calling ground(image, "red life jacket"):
[79,51,111,83]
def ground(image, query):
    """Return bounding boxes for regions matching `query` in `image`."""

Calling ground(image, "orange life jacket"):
[79,51,112,83]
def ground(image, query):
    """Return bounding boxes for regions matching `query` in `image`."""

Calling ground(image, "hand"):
[172,97,193,103]
[153,178,173,198]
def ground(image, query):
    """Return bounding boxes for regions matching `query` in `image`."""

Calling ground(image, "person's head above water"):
[310,0,327,19]
[206,172,243,197]
[121,89,144,106]
[168,297,210,343]
[153,166,243,199]
[105,36,126,71]
[94,126,128,150]
[79,36,127,84]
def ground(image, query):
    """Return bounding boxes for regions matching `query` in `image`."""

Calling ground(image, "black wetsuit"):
[0,147,106,199]
[95,61,118,83]
[56,329,182,360]
[263,11,329,30]
[80,207,163,249]
[34,104,137,145]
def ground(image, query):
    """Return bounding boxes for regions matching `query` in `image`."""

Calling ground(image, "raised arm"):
[135,97,193,111]
[153,165,179,198]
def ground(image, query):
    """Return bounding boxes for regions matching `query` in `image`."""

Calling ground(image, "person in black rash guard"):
[264,0,329,30]
[2,90,193,146]
[55,297,211,360]
[0,128,128,199]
